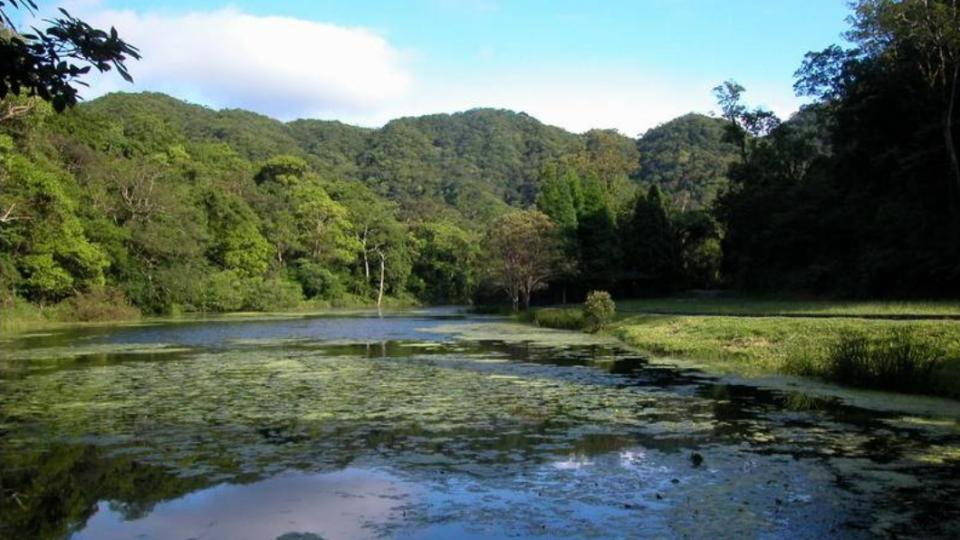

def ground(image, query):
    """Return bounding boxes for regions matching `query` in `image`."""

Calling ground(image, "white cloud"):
[341,70,800,137]
[68,4,803,135]
[79,7,412,119]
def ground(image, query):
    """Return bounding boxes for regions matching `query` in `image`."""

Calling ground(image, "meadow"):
[528,297,960,399]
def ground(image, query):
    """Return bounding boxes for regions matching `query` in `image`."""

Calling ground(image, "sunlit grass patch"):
[611,314,960,397]
[616,296,960,318]
[527,308,584,330]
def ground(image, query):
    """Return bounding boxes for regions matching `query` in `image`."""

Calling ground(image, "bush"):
[59,287,140,322]
[294,261,346,300]
[243,277,304,311]
[199,270,246,312]
[583,290,616,332]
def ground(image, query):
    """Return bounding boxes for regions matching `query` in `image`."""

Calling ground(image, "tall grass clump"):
[531,307,584,330]
[824,329,945,394]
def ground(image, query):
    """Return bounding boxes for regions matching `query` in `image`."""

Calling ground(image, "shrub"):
[243,277,304,311]
[583,290,616,332]
[294,261,346,300]
[60,287,140,322]
[199,270,245,312]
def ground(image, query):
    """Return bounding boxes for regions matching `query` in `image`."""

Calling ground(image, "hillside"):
[77,93,725,217]
[1,91,733,317]
[635,113,738,210]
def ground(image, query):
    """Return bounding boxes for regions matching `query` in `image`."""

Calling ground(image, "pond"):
[1,309,959,539]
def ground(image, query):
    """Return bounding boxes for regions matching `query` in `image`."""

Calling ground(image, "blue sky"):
[58,0,851,135]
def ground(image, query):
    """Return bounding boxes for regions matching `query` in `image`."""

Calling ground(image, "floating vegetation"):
[0,342,193,362]
[1,313,959,538]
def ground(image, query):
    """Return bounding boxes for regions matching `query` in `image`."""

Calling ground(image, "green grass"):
[609,313,960,398]
[616,296,960,318]
[1,292,419,337]
[525,307,585,330]
[0,297,54,334]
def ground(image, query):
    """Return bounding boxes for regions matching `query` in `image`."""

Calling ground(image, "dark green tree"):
[576,171,620,290]
[622,185,677,293]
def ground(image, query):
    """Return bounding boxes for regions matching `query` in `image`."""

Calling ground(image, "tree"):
[409,221,478,304]
[0,151,107,302]
[672,210,722,288]
[484,210,567,310]
[203,190,270,278]
[535,162,577,234]
[824,0,960,199]
[622,185,677,293]
[576,171,620,290]
[328,179,409,308]
[712,80,781,160]
[293,183,355,265]
[1,1,140,113]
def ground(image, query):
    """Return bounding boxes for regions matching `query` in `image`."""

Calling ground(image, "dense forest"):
[0,90,733,317]
[3,0,960,320]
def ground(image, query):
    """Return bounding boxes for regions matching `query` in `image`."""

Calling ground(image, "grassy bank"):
[617,296,960,318]
[1,293,418,336]
[526,299,960,399]
[0,292,141,335]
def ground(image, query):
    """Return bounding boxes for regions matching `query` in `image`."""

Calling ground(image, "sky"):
[40,0,851,135]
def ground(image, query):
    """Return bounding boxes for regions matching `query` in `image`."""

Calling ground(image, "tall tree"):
[576,171,620,290]
[622,185,677,292]
[484,210,567,310]
[536,162,578,234]
[843,0,960,197]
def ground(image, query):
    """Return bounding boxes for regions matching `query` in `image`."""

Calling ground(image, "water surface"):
[1,309,959,539]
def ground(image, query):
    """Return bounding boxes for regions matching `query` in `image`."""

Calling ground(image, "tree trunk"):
[360,228,370,282]
[376,249,386,310]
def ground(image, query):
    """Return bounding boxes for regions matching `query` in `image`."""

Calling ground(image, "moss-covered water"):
[1,310,959,539]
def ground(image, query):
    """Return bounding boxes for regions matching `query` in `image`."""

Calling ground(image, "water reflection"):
[0,312,958,538]
[75,468,416,540]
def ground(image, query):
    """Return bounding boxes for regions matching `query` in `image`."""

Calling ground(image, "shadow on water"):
[1,310,959,538]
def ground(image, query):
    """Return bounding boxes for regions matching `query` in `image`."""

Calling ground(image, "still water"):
[1,309,959,539]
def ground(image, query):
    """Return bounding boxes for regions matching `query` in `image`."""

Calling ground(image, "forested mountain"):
[77,94,606,219]
[1,90,728,317]
[635,113,738,210]
[5,0,956,323]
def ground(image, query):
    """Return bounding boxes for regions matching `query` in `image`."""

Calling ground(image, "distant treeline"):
[0,87,735,315]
